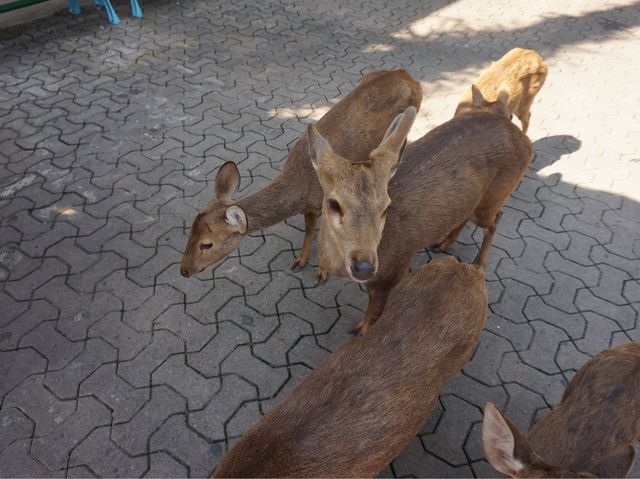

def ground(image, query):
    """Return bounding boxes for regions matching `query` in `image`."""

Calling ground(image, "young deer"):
[179,69,422,277]
[308,105,417,282]
[455,47,548,133]
[483,342,640,478]
[213,256,488,478]
[309,107,531,334]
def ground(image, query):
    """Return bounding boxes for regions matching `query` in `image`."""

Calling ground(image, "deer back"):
[213,257,487,478]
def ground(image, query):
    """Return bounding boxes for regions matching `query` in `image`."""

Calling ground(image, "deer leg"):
[352,285,390,335]
[519,110,531,134]
[436,220,467,252]
[291,211,317,271]
[473,211,502,269]
[316,267,329,287]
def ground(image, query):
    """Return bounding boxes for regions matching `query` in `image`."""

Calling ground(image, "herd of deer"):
[179,48,640,478]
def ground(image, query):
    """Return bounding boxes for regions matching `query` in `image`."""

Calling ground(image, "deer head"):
[180,161,247,277]
[308,106,416,282]
[482,403,636,478]
[455,84,511,119]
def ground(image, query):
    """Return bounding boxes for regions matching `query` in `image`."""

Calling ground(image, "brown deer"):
[454,47,548,133]
[308,105,531,334]
[179,69,422,278]
[213,256,488,478]
[482,341,640,478]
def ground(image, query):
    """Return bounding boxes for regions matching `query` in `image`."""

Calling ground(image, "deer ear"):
[373,106,416,174]
[482,403,528,477]
[471,84,487,107]
[379,106,416,152]
[215,162,241,200]
[492,84,511,119]
[590,444,636,478]
[224,205,247,233]
[307,124,334,172]
[497,83,511,107]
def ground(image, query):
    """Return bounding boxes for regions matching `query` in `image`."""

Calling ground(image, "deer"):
[212,256,488,478]
[179,69,422,278]
[308,95,530,334]
[482,341,640,478]
[454,47,548,133]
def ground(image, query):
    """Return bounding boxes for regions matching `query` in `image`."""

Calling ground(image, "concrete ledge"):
[0,0,90,29]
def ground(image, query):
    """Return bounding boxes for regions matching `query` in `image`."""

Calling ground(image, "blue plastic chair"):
[68,0,142,24]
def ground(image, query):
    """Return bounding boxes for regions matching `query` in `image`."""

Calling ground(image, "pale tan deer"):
[213,256,488,478]
[482,341,640,478]
[309,104,531,334]
[179,69,422,278]
[455,47,548,133]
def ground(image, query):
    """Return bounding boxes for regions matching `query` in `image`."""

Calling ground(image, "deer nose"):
[350,259,375,281]
[180,268,190,278]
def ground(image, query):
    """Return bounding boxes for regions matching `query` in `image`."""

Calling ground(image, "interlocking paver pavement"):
[1,0,640,476]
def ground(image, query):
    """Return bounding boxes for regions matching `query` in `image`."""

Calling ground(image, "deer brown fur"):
[483,342,640,478]
[454,47,548,133]
[180,69,422,277]
[213,256,488,478]
[310,109,531,334]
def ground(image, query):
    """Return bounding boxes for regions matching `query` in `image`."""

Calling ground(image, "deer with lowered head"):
[179,69,422,278]
[308,94,530,334]
[482,341,640,478]
[213,256,488,478]
[455,47,548,133]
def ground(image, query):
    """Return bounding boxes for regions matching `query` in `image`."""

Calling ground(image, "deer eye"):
[328,199,342,215]
[200,242,213,252]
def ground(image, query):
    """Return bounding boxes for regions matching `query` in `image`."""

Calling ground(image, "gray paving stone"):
[0,298,57,350]
[187,321,249,377]
[154,305,215,352]
[502,382,549,433]
[117,330,184,388]
[392,437,474,478]
[69,426,147,477]
[152,354,221,410]
[144,451,189,478]
[252,313,313,366]
[0,348,47,398]
[89,312,152,361]
[421,395,482,466]
[575,288,636,330]
[31,396,111,471]
[0,439,63,478]
[149,415,220,478]
[462,330,513,387]
[3,375,75,436]
[55,291,122,342]
[44,338,117,399]
[122,284,184,332]
[278,288,340,334]
[20,321,83,371]
[79,364,150,423]
[519,320,568,374]
[188,374,256,441]
[220,345,289,399]
[499,352,567,407]
[111,385,186,456]
[185,279,244,323]
[66,465,97,478]
[0,407,33,452]
[225,399,262,439]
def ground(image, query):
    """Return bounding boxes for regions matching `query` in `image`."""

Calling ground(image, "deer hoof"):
[315,271,328,287]
[290,258,306,272]
[350,319,369,336]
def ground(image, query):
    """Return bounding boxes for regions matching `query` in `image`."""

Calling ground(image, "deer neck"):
[235,174,316,233]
